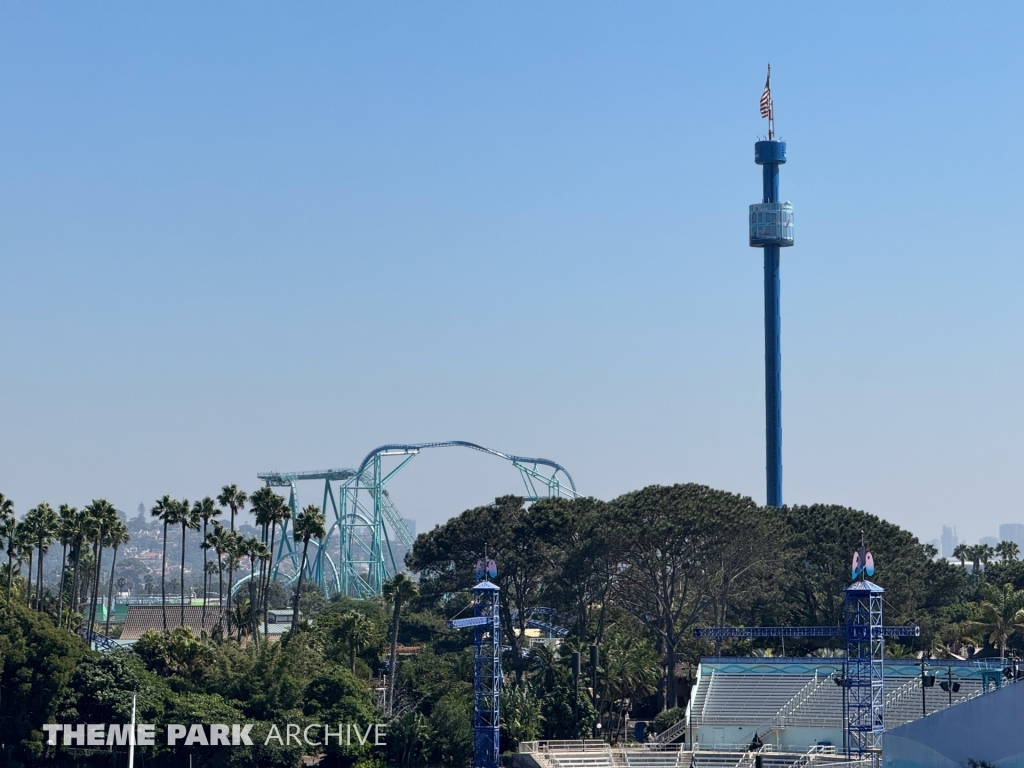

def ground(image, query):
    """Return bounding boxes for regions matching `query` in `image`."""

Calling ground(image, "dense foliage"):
[0,484,1020,767]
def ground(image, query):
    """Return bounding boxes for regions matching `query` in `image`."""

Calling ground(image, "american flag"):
[760,65,772,119]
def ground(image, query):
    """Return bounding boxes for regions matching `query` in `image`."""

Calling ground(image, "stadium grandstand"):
[678,657,997,751]
[516,658,1008,768]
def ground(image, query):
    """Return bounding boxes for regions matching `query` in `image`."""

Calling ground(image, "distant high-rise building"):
[941,525,958,558]
[402,518,416,539]
[999,523,1024,549]
[980,536,999,548]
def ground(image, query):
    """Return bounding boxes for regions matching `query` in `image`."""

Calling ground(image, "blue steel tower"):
[750,70,793,507]
[447,579,502,768]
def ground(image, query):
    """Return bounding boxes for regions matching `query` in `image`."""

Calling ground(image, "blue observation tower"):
[447,560,502,768]
[750,65,794,507]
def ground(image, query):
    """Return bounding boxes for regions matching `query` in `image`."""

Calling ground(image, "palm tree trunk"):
[201,520,208,628]
[89,541,104,640]
[294,539,310,631]
[104,545,119,636]
[264,523,277,638]
[26,551,33,607]
[387,595,402,717]
[227,505,236,634]
[68,543,81,627]
[56,543,67,627]
[161,522,168,632]
[180,522,187,628]
[6,551,13,603]
[216,548,224,633]
[249,561,259,647]
[37,540,45,610]
[226,561,235,636]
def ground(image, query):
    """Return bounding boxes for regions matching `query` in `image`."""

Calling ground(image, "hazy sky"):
[2,3,1022,545]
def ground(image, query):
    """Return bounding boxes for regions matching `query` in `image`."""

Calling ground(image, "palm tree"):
[84,500,118,639]
[217,485,248,629]
[240,536,269,645]
[223,530,244,637]
[2,516,18,603]
[382,571,418,716]
[104,519,130,635]
[66,507,89,627]
[193,497,220,626]
[251,488,291,638]
[952,543,969,567]
[342,611,376,675]
[203,521,229,632]
[55,505,78,627]
[291,504,325,632]
[979,544,996,570]
[176,498,198,628]
[972,582,1024,665]
[996,540,1020,563]
[26,503,59,611]
[151,495,176,631]
[18,515,35,606]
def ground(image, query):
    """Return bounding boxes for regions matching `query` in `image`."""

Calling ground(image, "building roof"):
[120,605,225,642]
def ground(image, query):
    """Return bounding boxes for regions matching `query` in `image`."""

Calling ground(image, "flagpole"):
[768,64,773,140]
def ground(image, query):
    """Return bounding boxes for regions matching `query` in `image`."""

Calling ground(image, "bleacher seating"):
[550,755,615,768]
[623,749,686,768]
[695,675,817,725]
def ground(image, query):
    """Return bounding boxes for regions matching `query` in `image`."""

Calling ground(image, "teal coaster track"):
[256,441,578,598]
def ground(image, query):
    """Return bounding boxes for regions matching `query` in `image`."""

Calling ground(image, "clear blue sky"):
[2,3,1022,545]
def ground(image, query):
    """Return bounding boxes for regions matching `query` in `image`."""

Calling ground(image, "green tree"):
[151,495,176,631]
[204,521,230,633]
[25,503,58,610]
[1,513,18,602]
[176,497,199,627]
[252,488,291,638]
[217,484,249,629]
[609,484,725,709]
[953,543,969,567]
[408,495,546,664]
[996,541,1020,563]
[54,504,79,627]
[382,572,418,716]
[84,499,119,639]
[530,496,618,645]
[104,518,131,635]
[241,536,270,645]
[428,691,474,768]
[0,602,86,762]
[65,505,90,627]
[501,683,542,751]
[972,582,1024,663]
[193,496,220,626]
[291,504,326,629]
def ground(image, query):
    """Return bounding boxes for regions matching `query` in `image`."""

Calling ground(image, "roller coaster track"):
[257,441,578,598]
